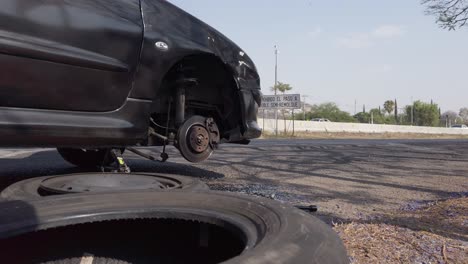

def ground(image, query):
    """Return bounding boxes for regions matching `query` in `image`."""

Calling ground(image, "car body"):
[451,124,468,128]
[311,118,331,122]
[0,0,262,163]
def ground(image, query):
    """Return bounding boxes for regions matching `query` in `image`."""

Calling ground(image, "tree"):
[371,108,383,116]
[368,108,396,124]
[370,108,383,124]
[441,110,460,126]
[459,107,468,123]
[405,101,440,126]
[422,0,468,30]
[354,112,371,123]
[442,110,459,120]
[270,82,293,94]
[384,100,395,115]
[307,103,355,123]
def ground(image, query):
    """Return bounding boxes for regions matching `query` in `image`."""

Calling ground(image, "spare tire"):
[0,191,348,264]
[0,173,208,201]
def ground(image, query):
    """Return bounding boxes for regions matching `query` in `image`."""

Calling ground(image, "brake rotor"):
[39,173,182,195]
[188,125,210,153]
[176,115,220,163]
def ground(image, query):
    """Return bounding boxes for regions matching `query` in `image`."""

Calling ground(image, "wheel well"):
[150,54,242,141]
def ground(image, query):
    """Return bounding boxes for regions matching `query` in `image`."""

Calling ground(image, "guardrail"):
[258,119,468,135]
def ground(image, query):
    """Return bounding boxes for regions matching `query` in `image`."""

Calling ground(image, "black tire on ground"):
[0,191,349,264]
[0,173,209,201]
[57,148,115,168]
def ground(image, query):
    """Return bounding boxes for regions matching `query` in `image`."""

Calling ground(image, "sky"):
[170,0,468,114]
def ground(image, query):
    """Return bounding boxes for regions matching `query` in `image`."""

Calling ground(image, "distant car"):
[451,124,468,128]
[311,118,331,122]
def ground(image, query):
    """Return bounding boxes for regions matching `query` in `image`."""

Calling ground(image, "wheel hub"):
[188,125,210,153]
[176,115,219,163]
[39,173,182,195]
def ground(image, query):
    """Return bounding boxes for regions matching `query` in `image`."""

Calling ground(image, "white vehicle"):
[311,118,331,122]
[451,124,468,128]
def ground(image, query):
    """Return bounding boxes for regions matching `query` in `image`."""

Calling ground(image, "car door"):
[0,0,143,112]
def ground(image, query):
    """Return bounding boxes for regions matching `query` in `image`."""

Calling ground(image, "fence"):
[258,118,468,135]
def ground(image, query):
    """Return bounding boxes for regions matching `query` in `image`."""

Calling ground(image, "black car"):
[0,0,262,165]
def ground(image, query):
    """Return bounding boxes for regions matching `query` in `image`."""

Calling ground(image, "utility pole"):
[410,96,414,126]
[274,45,278,95]
[354,99,357,115]
[274,45,279,136]
[302,95,309,120]
[394,99,398,124]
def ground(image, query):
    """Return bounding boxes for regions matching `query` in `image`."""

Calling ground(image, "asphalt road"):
[1,139,467,222]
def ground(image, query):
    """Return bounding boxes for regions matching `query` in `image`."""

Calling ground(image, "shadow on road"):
[1,140,467,243]
[208,143,465,198]
[0,199,39,261]
[202,141,468,241]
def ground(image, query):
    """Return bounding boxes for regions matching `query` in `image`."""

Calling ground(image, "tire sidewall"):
[0,191,349,264]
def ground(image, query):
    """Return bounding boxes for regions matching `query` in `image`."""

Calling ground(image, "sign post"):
[262,109,265,132]
[260,94,301,135]
[292,109,295,137]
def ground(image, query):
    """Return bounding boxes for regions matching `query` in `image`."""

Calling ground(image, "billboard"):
[260,94,301,109]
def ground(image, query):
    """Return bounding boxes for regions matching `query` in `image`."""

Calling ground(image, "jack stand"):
[145,97,172,163]
[160,152,169,162]
[161,98,171,162]
[101,149,131,173]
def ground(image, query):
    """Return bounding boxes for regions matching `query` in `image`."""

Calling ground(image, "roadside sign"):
[260,94,301,109]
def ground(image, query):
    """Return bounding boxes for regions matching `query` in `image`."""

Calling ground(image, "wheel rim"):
[38,174,183,195]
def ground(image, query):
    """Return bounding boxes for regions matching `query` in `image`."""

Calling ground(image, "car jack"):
[100,146,170,173]
[101,149,131,173]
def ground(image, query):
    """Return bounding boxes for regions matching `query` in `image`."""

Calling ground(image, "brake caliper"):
[205,117,220,149]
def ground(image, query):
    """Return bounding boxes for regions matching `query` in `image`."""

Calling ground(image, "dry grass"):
[334,198,467,263]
